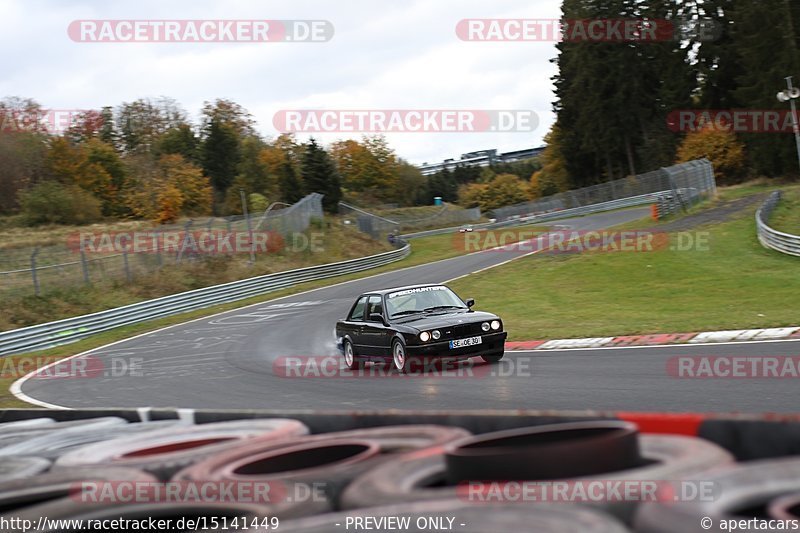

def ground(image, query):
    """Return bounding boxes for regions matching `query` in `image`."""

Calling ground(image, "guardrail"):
[0,244,411,356]
[399,191,675,240]
[756,191,800,257]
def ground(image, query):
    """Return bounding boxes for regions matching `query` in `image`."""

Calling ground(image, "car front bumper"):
[406,331,507,358]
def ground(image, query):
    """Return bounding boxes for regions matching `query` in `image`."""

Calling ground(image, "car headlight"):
[419,331,431,342]
[491,320,501,330]
[481,322,491,332]
[431,330,441,340]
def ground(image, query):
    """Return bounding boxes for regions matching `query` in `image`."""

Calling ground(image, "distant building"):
[418,146,545,176]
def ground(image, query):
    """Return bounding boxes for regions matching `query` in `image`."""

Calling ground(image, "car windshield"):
[385,286,467,317]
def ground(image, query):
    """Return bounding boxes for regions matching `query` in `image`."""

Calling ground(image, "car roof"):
[362,284,448,296]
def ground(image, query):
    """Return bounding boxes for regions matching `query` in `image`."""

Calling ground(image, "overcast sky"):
[1,0,561,164]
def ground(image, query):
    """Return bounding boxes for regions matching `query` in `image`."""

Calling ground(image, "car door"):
[343,296,369,352]
[360,295,391,357]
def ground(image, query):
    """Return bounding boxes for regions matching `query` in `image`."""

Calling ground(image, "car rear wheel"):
[343,340,362,370]
[480,352,504,364]
[392,339,408,373]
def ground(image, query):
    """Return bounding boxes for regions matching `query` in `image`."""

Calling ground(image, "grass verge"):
[769,187,800,235]
[449,203,800,341]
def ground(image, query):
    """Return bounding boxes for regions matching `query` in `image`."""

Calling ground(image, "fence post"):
[79,241,90,286]
[240,189,256,264]
[176,220,193,265]
[122,249,132,282]
[154,227,163,268]
[30,248,40,296]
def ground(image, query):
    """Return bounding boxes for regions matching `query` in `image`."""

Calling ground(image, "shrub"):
[18,181,102,226]
[676,124,746,185]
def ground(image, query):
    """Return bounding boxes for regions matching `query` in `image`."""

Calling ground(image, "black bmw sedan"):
[335,284,507,372]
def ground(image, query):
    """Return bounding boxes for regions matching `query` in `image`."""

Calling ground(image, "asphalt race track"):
[18,207,800,413]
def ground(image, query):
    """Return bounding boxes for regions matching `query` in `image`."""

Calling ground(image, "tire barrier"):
[0,418,56,429]
[0,417,128,447]
[55,419,310,480]
[443,421,643,483]
[278,499,630,533]
[0,466,156,514]
[174,425,471,518]
[634,458,800,532]
[0,420,183,460]
[0,456,51,482]
[2,410,800,532]
[340,422,733,524]
[768,493,800,520]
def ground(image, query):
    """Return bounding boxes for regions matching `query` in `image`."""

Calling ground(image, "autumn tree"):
[529,124,569,199]
[125,154,212,222]
[458,173,529,211]
[260,135,304,204]
[223,136,279,214]
[330,136,400,203]
[0,101,49,213]
[676,123,746,185]
[117,97,188,154]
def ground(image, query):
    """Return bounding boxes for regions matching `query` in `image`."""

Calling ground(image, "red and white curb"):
[505,326,800,351]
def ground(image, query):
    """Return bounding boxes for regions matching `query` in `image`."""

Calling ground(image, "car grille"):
[442,323,484,340]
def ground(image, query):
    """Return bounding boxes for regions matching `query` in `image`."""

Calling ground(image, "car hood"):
[392,310,499,330]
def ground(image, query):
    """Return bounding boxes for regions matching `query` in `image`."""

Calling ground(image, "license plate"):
[449,336,482,349]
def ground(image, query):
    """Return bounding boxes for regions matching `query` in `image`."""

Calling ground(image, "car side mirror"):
[369,313,386,324]
[465,298,475,308]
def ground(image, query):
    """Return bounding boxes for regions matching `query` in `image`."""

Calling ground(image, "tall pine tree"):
[301,138,342,213]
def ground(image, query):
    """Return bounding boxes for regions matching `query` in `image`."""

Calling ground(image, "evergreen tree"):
[278,159,305,204]
[731,0,800,176]
[201,119,240,210]
[301,138,342,212]
[157,124,200,164]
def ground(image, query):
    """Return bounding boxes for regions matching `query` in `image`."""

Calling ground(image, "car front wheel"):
[392,339,409,373]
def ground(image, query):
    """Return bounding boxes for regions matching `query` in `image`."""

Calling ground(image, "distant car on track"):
[335,284,507,372]
[459,224,474,233]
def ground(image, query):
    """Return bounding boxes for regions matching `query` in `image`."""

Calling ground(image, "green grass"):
[715,179,784,201]
[449,211,800,341]
[769,187,800,235]
[403,225,549,265]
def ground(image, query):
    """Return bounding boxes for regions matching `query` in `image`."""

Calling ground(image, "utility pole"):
[777,76,800,174]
